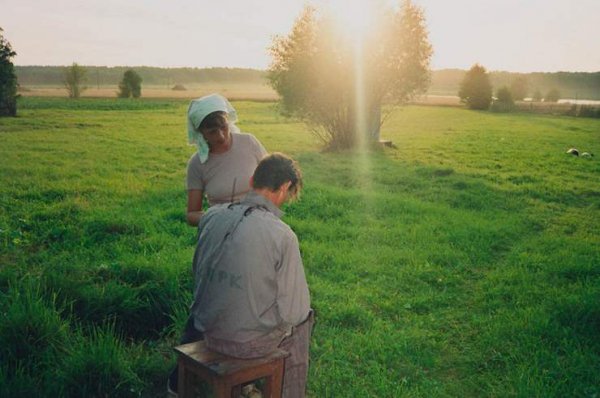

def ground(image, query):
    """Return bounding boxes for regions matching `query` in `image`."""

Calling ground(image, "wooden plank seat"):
[174,340,289,398]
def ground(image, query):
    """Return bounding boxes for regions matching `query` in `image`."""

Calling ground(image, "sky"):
[1,0,599,73]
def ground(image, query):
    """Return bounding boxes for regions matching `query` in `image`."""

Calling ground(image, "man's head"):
[252,153,303,207]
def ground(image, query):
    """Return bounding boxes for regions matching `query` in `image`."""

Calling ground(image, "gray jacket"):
[190,191,310,344]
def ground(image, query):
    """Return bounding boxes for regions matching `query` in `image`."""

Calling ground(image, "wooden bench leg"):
[231,383,242,398]
[270,358,285,398]
[177,358,188,398]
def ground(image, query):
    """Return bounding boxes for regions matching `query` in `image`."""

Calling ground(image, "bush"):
[171,84,187,91]
[117,69,142,98]
[459,64,492,110]
[545,88,561,102]
[577,105,600,118]
[490,86,514,112]
[63,63,87,98]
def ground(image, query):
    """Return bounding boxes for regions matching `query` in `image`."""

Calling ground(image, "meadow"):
[0,97,599,397]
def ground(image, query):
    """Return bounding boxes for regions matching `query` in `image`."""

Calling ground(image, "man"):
[170,153,313,398]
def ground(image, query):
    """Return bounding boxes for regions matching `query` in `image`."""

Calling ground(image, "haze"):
[1,0,599,72]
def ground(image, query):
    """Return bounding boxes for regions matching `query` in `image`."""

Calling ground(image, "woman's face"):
[201,118,230,150]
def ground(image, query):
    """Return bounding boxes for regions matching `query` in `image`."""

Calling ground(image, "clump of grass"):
[56,324,144,397]
[0,280,69,396]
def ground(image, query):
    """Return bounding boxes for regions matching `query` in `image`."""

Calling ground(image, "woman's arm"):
[186,189,205,226]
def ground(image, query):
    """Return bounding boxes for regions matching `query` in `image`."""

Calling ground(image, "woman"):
[186,94,267,226]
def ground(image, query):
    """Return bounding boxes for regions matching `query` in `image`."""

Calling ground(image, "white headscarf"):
[187,94,238,163]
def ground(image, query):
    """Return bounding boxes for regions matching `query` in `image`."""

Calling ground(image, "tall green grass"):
[1,97,598,396]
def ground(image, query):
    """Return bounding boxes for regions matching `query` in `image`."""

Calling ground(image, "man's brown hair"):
[252,153,303,199]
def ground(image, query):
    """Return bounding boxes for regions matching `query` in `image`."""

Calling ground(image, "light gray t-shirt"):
[186,130,267,206]
[190,191,311,344]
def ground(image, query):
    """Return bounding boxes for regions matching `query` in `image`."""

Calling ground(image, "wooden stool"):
[174,340,289,398]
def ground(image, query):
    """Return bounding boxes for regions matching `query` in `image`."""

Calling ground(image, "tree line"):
[434,69,600,101]
[15,66,266,87]
[15,65,600,101]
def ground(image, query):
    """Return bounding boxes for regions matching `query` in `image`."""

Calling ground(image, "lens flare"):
[326,0,374,41]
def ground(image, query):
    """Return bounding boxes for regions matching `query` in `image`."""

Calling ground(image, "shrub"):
[171,84,187,91]
[545,88,561,102]
[63,62,87,98]
[510,76,528,101]
[117,69,142,98]
[459,64,492,110]
[490,86,514,112]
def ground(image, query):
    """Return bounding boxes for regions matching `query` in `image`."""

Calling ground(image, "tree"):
[545,88,561,102]
[532,89,543,102]
[117,69,143,98]
[458,64,492,110]
[0,27,18,117]
[510,76,528,101]
[268,0,432,150]
[63,62,87,98]
[490,86,514,112]
[496,86,513,104]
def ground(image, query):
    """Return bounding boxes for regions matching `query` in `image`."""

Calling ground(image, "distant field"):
[1,98,599,397]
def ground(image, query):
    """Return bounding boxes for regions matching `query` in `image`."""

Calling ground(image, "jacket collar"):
[241,190,283,219]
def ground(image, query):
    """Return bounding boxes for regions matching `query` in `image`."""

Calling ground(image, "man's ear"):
[281,181,292,193]
[280,181,292,200]
[249,175,254,188]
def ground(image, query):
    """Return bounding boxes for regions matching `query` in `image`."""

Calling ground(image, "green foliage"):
[510,76,528,100]
[0,27,18,116]
[269,0,432,150]
[490,86,514,112]
[63,62,87,98]
[545,88,561,102]
[532,88,543,101]
[1,100,599,396]
[459,63,493,110]
[496,86,513,104]
[118,69,143,98]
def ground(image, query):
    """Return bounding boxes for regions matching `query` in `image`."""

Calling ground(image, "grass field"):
[1,97,599,397]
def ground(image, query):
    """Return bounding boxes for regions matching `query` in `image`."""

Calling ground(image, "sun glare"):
[326,0,375,40]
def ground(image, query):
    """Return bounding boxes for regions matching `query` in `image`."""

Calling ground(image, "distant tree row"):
[15,66,266,87]
[15,66,600,100]
[459,64,565,111]
[433,69,600,100]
